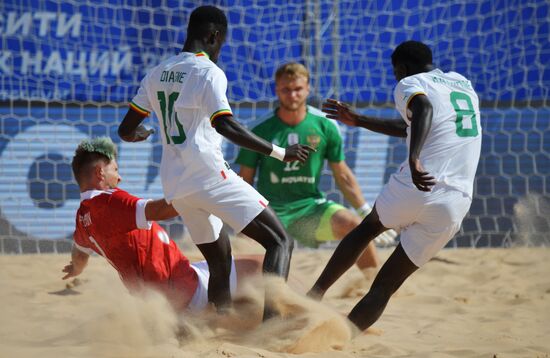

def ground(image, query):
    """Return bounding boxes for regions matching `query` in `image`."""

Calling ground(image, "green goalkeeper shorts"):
[285,201,346,248]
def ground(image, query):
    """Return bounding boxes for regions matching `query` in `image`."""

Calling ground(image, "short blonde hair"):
[275,62,309,82]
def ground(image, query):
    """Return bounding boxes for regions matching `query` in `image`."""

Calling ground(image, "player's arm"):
[407,94,435,191]
[119,194,178,228]
[238,165,257,185]
[62,245,90,280]
[118,109,155,142]
[144,199,179,221]
[108,191,174,232]
[213,115,315,163]
[322,98,407,137]
[329,161,367,210]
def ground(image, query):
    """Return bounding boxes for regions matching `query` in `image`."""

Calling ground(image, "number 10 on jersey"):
[157,91,187,144]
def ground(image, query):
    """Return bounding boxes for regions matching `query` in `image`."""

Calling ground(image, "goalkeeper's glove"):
[355,202,373,218]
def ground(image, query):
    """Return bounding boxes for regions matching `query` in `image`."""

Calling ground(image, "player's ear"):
[94,163,104,181]
[393,63,407,81]
[207,30,219,45]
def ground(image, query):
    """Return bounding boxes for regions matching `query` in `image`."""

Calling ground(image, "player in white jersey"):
[117,6,314,318]
[308,41,482,331]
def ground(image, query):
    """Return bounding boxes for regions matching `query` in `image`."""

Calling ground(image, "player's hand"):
[62,261,82,280]
[409,158,435,192]
[322,98,360,127]
[132,125,155,142]
[284,144,316,163]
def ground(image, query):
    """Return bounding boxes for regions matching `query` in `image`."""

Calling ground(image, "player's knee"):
[268,230,293,254]
[278,228,293,248]
[279,231,294,251]
[355,217,385,238]
[332,210,364,238]
[343,215,362,234]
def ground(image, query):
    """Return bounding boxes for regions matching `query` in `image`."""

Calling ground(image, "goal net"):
[0,0,548,253]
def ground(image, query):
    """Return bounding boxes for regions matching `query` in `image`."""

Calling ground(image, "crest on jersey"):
[306,134,321,149]
[287,133,299,145]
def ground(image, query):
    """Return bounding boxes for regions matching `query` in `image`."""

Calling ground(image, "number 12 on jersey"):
[157,91,186,144]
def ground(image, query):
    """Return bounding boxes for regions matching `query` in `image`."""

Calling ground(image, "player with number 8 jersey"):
[308,40,482,332]
[392,68,481,198]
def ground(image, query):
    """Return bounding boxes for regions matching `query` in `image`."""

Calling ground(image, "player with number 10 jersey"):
[119,6,315,317]
[130,51,232,201]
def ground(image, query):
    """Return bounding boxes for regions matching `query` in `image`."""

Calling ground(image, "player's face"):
[276,74,310,112]
[103,160,121,189]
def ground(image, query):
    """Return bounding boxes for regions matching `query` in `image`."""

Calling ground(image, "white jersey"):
[130,52,233,201]
[393,69,482,198]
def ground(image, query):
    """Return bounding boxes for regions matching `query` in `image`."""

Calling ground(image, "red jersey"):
[74,188,198,311]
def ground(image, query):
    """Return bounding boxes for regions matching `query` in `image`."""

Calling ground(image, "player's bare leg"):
[241,207,294,279]
[347,243,418,330]
[196,228,233,313]
[241,206,294,320]
[308,206,387,299]
[330,209,380,272]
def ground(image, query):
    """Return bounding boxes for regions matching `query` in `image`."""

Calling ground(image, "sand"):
[1,242,549,358]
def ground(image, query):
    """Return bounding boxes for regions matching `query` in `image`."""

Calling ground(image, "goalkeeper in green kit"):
[236,63,397,273]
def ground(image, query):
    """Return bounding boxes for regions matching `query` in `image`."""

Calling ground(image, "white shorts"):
[375,176,472,267]
[188,259,237,312]
[171,169,268,245]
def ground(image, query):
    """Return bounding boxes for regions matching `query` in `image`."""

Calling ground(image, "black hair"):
[391,41,433,67]
[71,137,117,185]
[187,5,228,39]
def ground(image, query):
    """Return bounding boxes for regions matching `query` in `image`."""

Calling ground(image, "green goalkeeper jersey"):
[235,106,345,227]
